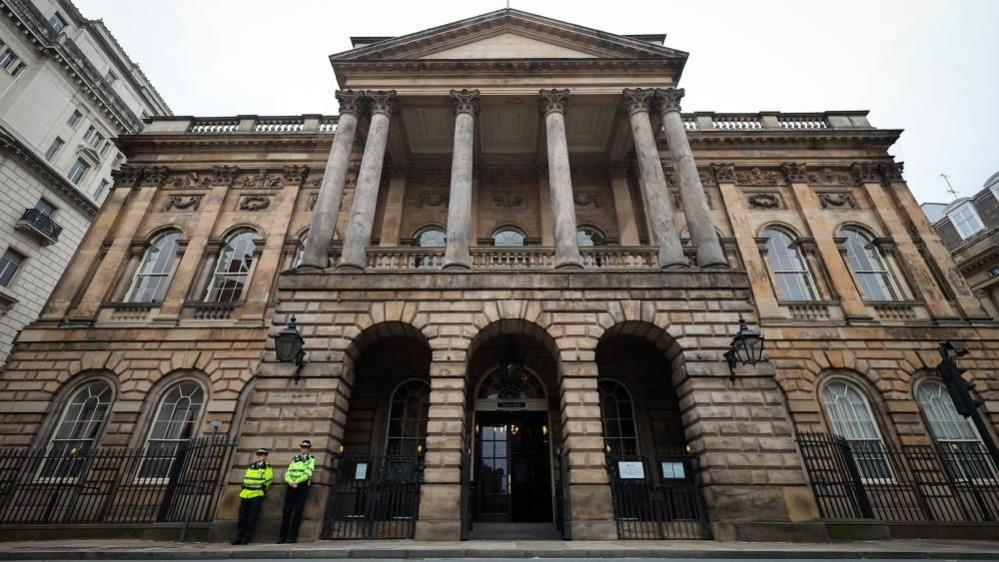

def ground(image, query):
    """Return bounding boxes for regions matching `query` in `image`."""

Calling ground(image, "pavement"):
[0,539,998,561]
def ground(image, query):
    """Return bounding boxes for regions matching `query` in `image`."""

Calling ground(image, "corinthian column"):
[621,88,686,268]
[655,88,726,268]
[443,89,479,270]
[539,89,582,270]
[338,90,397,270]
[300,91,363,269]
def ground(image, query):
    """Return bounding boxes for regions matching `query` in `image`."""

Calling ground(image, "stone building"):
[0,0,170,362]
[1,9,997,543]
[922,171,999,319]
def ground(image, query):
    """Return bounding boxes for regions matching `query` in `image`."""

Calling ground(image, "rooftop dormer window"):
[104,70,117,85]
[948,201,984,240]
[48,13,67,33]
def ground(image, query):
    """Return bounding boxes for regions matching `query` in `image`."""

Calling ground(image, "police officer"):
[278,439,315,544]
[233,448,273,545]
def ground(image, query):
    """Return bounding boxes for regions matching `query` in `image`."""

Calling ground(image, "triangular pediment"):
[333,9,687,62]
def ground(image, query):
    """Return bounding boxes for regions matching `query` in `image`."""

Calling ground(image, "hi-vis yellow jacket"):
[239,461,273,499]
[284,454,315,485]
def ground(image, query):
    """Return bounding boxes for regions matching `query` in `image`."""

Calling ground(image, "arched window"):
[204,230,260,303]
[577,226,606,247]
[840,227,898,301]
[127,231,182,303]
[39,381,114,479]
[492,227,525,247]
[916,380,994,480]
[385,379,430,456]
[598,379,638,456]
[820,380,892,481]
[761,227,815,301]
[137,381,206,480]
[477,368,546,400]
[415,227,446,248]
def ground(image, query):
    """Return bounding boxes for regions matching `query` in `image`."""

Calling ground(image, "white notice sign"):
[354,462,368,480]
[617,461,645,480]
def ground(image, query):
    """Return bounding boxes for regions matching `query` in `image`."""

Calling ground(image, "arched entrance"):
[465,323,562,538]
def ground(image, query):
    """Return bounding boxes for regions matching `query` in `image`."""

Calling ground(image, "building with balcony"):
[0,0,170,361]
[922,171,999,320]
[0,9,997,543]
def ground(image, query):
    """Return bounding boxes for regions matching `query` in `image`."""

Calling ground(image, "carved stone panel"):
[417,193,449,208]
[818,192,858,209]
[736,167,785,186]
[807,167,854,186]
[238,195,271,211]
[746,192,783,209]
[165,194,202,212]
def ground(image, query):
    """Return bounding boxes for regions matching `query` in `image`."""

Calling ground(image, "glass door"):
[477,422,511,521]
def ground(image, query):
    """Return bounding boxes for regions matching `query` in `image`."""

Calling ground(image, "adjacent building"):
[0,0,171,361]
[922,171,999,319]
[0,9,996,543]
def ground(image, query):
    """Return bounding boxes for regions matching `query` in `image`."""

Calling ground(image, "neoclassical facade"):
[1,9,997,543]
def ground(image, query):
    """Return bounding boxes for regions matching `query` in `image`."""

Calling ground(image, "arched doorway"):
[465,323,561,537]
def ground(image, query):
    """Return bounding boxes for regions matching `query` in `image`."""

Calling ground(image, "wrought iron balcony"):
[15,208,62,244]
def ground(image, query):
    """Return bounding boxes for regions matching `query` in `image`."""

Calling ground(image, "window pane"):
[128,232,182,303]
[39,381,112,479]
[821,381,892,480]
[577,228,605,247]
[493,229,525,247]
[840,228,896,301]
[763,228,815,301]
[138,382,204,479]
[205,231,259,302]
[0,249,25,287]
[417,228,446,248]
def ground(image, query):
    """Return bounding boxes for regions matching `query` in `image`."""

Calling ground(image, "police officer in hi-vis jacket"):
[278,439,315,543]
[232,448,273,545]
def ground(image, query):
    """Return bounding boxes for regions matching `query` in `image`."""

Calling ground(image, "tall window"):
[87,129,105,150]
[0,248,25,287]
[48,12,67,32]
[67,109,82,128]
[762,227,816,301]
[598,379,639,456]
[137,381,205,480]
[38,381,113,480]
[577,226,606,247]
[840,227,898,301]
[127,231,183,303]
[35,198,56,217]
[45,138,64,160]
[948,202,985,240]
[916,380,994,480]
[104,70,117,85]
[68,157,90,184]
[0,45,24,76]
[204,230,260,303]
[94,179,109,200]
[492,227,525,247]
[385,380,430,456]
[821,380,892,481]
[415,227,446,248]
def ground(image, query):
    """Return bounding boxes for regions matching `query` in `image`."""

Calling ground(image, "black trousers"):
[278,484,310,542]
[235,496,263,542]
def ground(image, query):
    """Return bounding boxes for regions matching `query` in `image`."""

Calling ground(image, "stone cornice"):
[0,126,98,217]
[332,58,683,82]
[684,128,903,151]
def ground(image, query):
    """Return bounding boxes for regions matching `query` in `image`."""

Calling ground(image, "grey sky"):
[77,0,998,204]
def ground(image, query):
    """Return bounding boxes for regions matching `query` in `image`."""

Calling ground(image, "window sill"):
[0,286,18,316]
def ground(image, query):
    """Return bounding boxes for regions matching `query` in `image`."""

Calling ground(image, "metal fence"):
[0,436,234,525]
[321,455,424,540]
[606,453,710,539]
[797,432,999,522]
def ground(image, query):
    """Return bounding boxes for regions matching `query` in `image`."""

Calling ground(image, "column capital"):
[334,90,365,116]
[538,88,569,115]
[711,163,736,183]
[449,89,481,116]
[851,162,880,184]
[140,166,170,188]
[364,90,398,117]
[781,162,808,184]
[111,165,143,188]
[621,88,654,116]
[212,165,239,187]
[879,161,905,183]
[654,87,685,113]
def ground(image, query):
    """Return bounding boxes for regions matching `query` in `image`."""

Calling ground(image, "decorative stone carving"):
[166,195,202,211]
[235,170,283,189]
[736,167,784,186]
[698,169,717,186]
[144,166,170,187]
[304,175,323,189]
[450,89,481,116]
[493,194,525,208]
[538,89,569,115]
[711,163,736,183]
[780,162,808,183]
[282,165,309,186]
[621,88,654,116]
[747,192,782,209]
[807,167,854,186]
[111,165,143,188]
[851,162,880,184]
[213,165,239,187]
[880,162,905,182]
[818,192,858,209]
[239,195,271,211]
[418,193,449,207]
[364,90,397,116]
[308,192,318,211]
[335,90,364,116]
[573,193,599,207]
[653,87,684,113]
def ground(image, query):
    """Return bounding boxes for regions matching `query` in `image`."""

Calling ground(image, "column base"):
[554,259,583,271]
[660,261,689,270]
[335,262,365,272]
[442,261,471,271]
[294,263,328,272]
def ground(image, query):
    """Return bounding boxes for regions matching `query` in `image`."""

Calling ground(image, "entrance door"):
[475,411,553,523]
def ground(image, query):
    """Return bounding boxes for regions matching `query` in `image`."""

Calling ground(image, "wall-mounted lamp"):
[724,315,765,383]
[275,315,306,380]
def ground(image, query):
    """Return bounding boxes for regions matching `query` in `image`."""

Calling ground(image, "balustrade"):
[188,119,239,134]
[255,118,305,133]
[778,114,829,129]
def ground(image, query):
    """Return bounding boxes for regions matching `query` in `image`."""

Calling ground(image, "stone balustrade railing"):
[680,111,871,132]
[363,246,662,270]
[143,115,339,135]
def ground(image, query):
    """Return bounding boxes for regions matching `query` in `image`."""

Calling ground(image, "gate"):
[322,455,424,539]
[0,436,234,525]
[606,453,710,539]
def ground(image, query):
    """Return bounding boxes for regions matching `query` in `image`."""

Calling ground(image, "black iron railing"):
[797,432,999,523]
[17,208,63,242]
[322,455,424,540]
[0,436,234,525]
[606,453,710,539]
